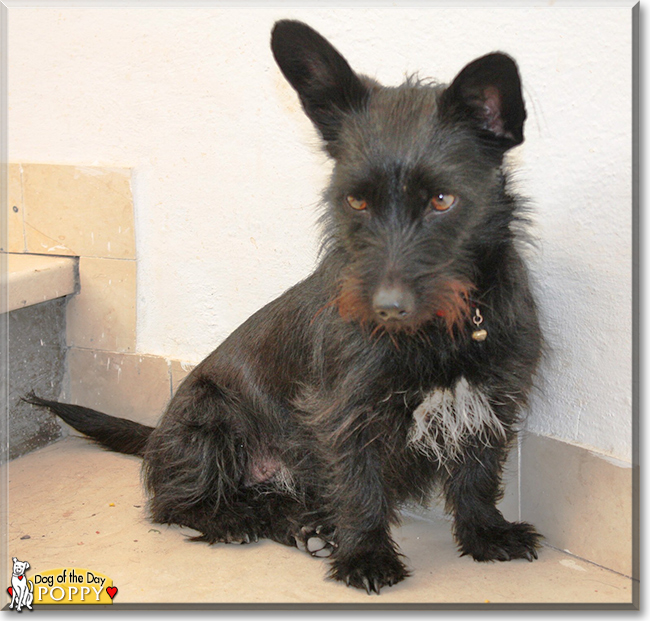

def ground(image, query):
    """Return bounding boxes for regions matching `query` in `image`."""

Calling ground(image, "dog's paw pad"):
[307,536,333,557]
[295,525,336,558]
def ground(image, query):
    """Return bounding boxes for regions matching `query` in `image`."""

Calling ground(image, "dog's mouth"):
[333,275,474,336]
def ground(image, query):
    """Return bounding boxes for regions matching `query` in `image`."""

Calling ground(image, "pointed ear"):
[442,53,526,151]
[271,20,369,145]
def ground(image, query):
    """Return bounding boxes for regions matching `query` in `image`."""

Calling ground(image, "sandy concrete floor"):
[4,436,635,608]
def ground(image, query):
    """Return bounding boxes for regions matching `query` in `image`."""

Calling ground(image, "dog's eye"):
[346,195,368,211]
[430,193,457,212]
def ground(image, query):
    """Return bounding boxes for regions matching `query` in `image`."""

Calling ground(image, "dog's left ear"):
[442,53,526,151]
[24,562,29,570]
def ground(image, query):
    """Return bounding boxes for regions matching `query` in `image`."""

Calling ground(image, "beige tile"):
[66,349,170,427]
[22,164,135,259]
[170,359,195,394]
[521,432,633,577]
[6,163,25,253]
[66,257,136,352]
[6,253,78,312]
[6,436,636,606]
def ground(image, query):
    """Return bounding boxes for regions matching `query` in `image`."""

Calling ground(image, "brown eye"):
[430,193,457,212]
[346,195,368,211]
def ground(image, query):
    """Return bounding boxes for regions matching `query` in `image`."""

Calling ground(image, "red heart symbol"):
[7,587,13,597]
[18,576,24,581]
[106,586,117,600]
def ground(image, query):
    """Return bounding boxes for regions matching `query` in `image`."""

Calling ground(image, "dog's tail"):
[23,393,154,457]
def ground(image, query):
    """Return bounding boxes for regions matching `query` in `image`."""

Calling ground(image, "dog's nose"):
[372,285,415,322]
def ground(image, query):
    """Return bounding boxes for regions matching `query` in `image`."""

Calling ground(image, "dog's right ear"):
[271,20,369,146]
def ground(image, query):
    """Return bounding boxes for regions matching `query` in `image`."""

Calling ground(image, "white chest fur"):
[408,377,506,463]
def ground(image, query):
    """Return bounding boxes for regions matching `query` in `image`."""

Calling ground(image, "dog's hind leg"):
[141,376,271,544]
[229,486,337,558]
[141,375,320,549]
[250,487,338,558]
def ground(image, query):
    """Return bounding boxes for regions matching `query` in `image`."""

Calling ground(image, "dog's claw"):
[525,549,538,562]
[332,551,409,593]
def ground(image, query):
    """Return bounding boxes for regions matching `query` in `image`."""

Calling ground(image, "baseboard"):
[520,432,634,578]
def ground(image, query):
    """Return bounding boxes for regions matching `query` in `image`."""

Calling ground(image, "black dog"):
[28,20,542,594]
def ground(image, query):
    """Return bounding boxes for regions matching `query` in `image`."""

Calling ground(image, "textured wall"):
[7,7,633,461]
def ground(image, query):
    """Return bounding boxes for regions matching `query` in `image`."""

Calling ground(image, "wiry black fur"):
[28,20,543,594]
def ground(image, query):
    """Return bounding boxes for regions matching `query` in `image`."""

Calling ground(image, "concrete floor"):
[5,436,635,608]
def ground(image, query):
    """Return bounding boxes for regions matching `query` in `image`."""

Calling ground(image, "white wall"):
[8,6,633,461]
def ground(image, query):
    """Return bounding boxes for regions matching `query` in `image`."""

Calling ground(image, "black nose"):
[372,285,415,322]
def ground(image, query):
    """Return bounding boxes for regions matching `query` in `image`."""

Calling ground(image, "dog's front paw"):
[329,551,409,594]
[457,520,542,562]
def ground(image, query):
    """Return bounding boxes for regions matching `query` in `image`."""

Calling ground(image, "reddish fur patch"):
[432,280,474,336]
[335,275,374,325]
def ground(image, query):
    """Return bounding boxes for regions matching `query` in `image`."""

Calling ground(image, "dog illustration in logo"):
[9,557,33,612]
